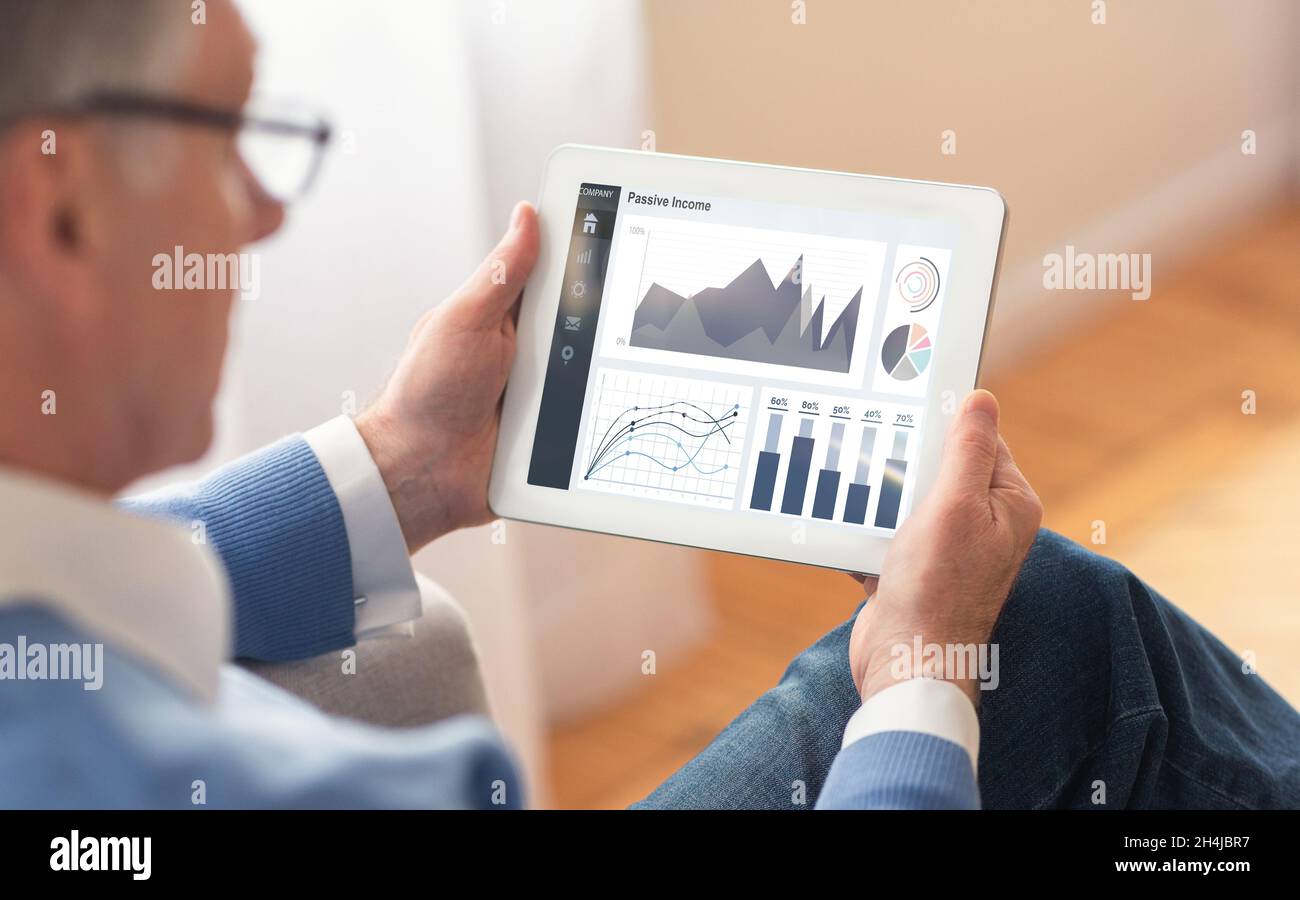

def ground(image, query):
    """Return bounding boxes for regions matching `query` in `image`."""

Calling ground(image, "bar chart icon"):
[780,418,816,515]
[749,413,783,511]
[842,425,877,524]
[811,421,845,519]
[873,430,910,529]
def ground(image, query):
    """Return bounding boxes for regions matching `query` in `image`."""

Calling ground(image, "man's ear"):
[0,120,100,307]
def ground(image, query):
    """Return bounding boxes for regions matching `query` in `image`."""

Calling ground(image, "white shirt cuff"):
[302,416,423,639]
[842,677,980,772]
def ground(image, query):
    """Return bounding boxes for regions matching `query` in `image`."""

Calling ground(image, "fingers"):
[847,573,880,596]
[936,389,1001,496]
[446,201,540,328]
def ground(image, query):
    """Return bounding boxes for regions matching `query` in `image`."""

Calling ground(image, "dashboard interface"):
[526,182,959,536]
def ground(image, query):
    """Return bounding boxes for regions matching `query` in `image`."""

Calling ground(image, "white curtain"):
[131,1,713,800]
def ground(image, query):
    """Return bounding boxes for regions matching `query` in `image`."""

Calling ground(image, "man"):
[1,1,1296,809]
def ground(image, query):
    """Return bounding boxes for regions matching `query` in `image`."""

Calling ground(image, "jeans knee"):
[1014,528,1143,620]
[987,528,1159,698]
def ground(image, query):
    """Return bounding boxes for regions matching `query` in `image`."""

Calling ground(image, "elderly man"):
[1,0,1297,810]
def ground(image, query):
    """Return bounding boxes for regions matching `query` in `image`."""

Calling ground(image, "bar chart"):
[810,421,845,520]
[842,423,878,525]
[780,418,816,515]
[749,414,783,511]
[873,430,910,529]
[744,388,922,532]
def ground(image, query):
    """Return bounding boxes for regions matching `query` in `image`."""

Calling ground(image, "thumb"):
[447,201,539,328]
[937,389,1001,495]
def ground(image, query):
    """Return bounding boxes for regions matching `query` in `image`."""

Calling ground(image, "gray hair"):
[0,0,195,125]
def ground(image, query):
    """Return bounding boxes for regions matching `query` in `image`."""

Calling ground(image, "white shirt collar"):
[0,464,230,702]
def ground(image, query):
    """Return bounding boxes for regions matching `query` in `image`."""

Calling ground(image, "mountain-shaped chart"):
[629,255,862,374]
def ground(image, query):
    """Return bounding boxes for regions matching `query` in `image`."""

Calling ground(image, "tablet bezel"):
[489,144,1007,575]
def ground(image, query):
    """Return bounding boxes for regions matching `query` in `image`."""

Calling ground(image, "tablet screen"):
[525,182,958,536]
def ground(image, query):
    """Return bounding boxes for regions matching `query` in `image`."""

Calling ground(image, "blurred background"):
[143,0,1299,807]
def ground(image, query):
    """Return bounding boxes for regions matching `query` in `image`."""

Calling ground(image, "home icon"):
[582,213,598,235]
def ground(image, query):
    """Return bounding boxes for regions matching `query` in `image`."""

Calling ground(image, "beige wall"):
[642,0,1299,365]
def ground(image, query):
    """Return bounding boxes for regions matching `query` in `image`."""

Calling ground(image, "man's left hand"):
[356,201,539,552]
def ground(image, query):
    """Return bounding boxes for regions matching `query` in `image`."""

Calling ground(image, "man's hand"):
[355,202,540,552]
[848,389,1042,707]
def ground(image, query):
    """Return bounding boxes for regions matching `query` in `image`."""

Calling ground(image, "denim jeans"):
[636,530,1300,809]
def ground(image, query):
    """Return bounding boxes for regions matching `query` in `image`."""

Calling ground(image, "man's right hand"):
[848,389,1043,707]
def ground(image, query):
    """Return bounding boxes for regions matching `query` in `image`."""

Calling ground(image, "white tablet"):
[489,145,1006,575]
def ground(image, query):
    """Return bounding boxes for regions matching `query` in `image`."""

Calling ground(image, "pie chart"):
[880,324,932,381]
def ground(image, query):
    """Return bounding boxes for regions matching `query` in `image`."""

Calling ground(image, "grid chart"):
[578,367,750,507]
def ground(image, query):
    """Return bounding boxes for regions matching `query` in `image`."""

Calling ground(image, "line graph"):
[585,402,736,480]
[578,368,749,507]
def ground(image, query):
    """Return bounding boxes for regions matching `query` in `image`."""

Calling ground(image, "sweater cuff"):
[303,416,423,638]
[194,436,355,659]
[842,677,980,773]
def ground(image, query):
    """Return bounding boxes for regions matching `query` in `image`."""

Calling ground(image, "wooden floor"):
[545,207,1300,809]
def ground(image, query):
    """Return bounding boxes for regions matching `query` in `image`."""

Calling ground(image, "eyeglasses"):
[66,92,334,203]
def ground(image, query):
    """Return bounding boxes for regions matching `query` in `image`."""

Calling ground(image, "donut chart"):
[896,257,941,312]
[880,324,932,381]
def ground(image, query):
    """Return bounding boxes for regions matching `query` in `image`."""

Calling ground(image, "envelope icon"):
[564,315,582,331]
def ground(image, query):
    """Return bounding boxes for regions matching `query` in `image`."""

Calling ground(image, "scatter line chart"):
[578,367,749,507]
